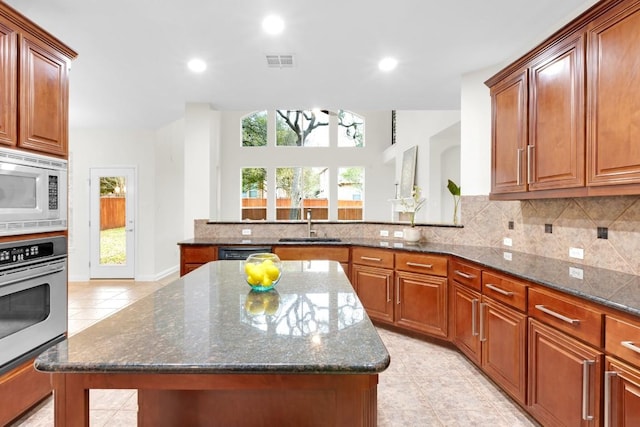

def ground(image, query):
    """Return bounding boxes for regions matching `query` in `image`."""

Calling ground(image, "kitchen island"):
[36,261,390,426]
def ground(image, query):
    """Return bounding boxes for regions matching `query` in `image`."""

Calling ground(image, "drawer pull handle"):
[485,283,514,296]
[406,262,433,269]
[621,341,640,354]
[454,270,475,279]
[360,256,382,262]
[582,360,595,421]
[535,304,581,325]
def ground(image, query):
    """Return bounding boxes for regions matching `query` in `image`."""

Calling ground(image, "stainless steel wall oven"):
[0,236,67,374]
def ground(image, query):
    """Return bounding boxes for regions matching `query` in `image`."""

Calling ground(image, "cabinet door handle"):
[386,280,390,303]
[479,302,487,342]
[471,299,479,336]
[406,262,433,269]
[535,304,580,325]
[396,278,400,305]
[516,148,523,186]
[360,256,382,262]
[621,341,640,354]
[485,283,514,296]
[454,270,475,280]
[527,145,534,184]
[604,371,617,427]
[582,360,595,421]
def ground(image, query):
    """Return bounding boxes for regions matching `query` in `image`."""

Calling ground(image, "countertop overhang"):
[36,260,390,375]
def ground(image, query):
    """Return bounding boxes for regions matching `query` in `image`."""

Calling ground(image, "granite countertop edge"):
[179,237,640,317]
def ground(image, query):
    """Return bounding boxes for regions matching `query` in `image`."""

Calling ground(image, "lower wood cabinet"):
[395,270,447,338]
[604,357,640,427]
[180,245,217,276]
[273,245,350,276]
[0,358,51,426]
[351,264,394,324]
[528,318,602,426]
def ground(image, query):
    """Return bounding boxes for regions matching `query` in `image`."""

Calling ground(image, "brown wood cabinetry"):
[450,260,527,404]
[394,253,448,338]
[180,245,217,276]
[350,247,394,324]
[604,314,640,426]
[587,1,640,188]
[486,0,640,199]
[0,358,51,426]
[528,318,602,426]
[273,245,350,275]
[0,20,17,147]
[0,3,76,157]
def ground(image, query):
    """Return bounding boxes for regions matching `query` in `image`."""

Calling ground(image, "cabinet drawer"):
[606,315,640,367]
[181,245,217,262]
[351,247,394,269]
[482,271,527,311]
[450,258,481,291]
[395,252,447,277]
[528,287,603,347]
[274,246,350,263]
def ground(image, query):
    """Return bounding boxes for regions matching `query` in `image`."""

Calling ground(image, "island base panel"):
[51,372,379,427]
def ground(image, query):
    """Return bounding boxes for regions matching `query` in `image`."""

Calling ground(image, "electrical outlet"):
[503,237,513,247]
[393,230,404,238]
[569,267,584,280]
[380,230,389,237]
[503,251,512,261]
[569,247,584,260]
[241,229,252,236]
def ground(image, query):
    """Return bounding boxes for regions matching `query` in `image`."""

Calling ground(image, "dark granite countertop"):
[36,261,390,375]
[179,237,640,317]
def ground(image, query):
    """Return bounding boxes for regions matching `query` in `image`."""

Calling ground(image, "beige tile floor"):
[12,279,539,426]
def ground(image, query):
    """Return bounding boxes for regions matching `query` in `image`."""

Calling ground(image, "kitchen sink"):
[278,237,342,242]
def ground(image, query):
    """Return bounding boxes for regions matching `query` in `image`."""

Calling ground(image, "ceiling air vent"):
[266,54,294,68]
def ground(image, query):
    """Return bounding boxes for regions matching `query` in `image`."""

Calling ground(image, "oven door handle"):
[0,261,66,287]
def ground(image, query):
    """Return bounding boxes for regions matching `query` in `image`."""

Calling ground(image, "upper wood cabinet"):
[587,1,640,187]
[18,34,70,156]
[490,68,528,194]
[486,0,640,199]
[488,33,585,198]
[0,3,76,157]
[0,21,17,147]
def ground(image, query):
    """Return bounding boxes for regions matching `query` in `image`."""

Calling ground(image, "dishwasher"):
[217,246,273,260]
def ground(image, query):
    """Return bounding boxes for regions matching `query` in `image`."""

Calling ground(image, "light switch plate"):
[241,229,252,236]
[503,237,513,247]
[393,230,404,238]
[569,247,584,259]
[503,251,512,261]
[380,230,389,237]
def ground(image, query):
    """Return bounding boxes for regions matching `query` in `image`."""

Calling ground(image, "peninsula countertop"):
[35,260,390,375]
[179,238,640,318]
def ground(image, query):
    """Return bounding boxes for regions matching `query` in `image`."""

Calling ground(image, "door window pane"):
[338,167,364,220]
[276,167,329,220]
[99,176,127,265]
[242,168,267,220]
[276,110,329,147]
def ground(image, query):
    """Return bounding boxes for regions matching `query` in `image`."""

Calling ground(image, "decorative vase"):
[403,227,421,243]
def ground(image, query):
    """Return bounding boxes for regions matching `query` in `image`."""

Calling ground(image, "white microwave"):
[0,148,67,236]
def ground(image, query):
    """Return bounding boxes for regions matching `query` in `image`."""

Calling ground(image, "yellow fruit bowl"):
[244,253,282,291]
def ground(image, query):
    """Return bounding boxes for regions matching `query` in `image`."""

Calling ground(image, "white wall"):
[68,128,158,281]
[217,110,395,222]
[460,65,499,196]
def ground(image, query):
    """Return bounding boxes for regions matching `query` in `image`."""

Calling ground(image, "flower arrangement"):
[400,185,426,227]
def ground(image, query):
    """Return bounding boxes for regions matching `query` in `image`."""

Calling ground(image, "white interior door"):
[90,167,136,279]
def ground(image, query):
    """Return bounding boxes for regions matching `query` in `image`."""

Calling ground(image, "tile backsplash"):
[195,194,640,275]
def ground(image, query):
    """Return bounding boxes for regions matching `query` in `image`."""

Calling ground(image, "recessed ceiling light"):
[187,58,207,73]
[262,14,285,35]
[378,57,398,72]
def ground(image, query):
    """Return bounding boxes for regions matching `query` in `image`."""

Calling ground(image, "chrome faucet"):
[307,209,317,237]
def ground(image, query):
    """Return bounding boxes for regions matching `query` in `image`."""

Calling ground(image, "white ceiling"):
[6,0,599,129]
